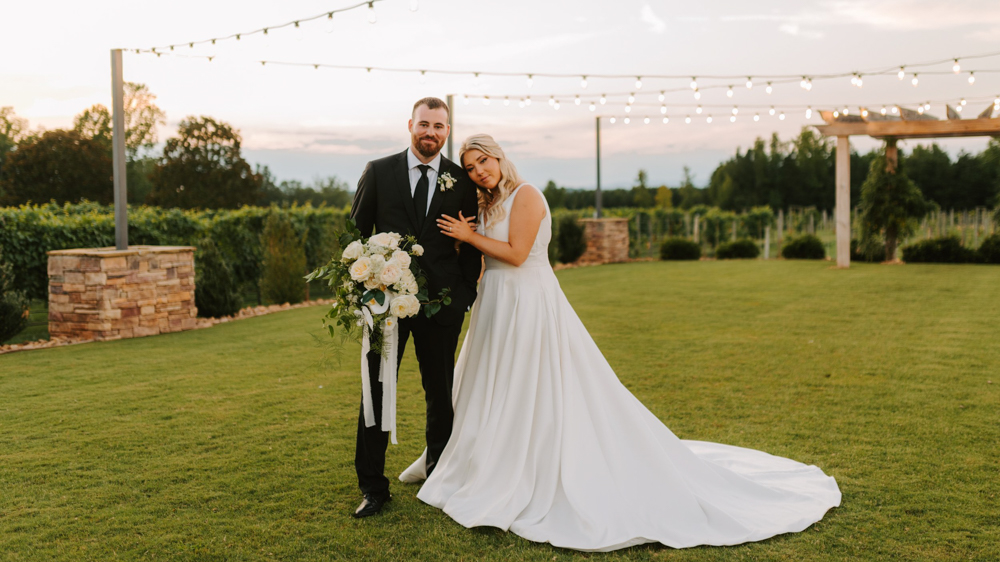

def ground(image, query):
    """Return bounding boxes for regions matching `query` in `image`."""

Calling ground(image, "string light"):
[503,96,510,106]
[746,77,753,89]
[833,110,839,118]
[526,74,533,88]
[862,108,868,118]
[953,59,961,73]
[765,82,773,94]
[843,107,849,115]
[624,117,630,124]
[462,94,469,105]
[472,72,481,86]
[574,95,581,106]
[589,102,596,111]
[553,100,560,110]
[525,96,532,106]
[367,2,377,24]
[483,96,490,106]
[881,105,887,115]
[658,91,665,102]
[419,70,426,83]
[753,113,760,122]
[581,76,588,89]
[685,115,692,124]
[732,106,739,115]
[518,98,525,108]
[696,105,703,114]
[635,76,643,89]
[644,117,650,124]
[610,117,616,124]
[969,72,976,85]
[960,98,967,106]
[600,94,607,105]
[806,107,813,119]
[548,96,555,106]
[663,116,669,124]
[693,89,701,101]
[726,85,734,98]
[912,74,919,87]
[924,102,931,110]
[956,105,963,113]
[707,115,713,124]
[730,115,736,123]
[628,93,635,104]
[800,77,812,90]
[917,105,924,115]
[624,105,632,113]
[660,105,667,114]
[898,67,906,80]
[779,112,786,120]
[892,106,899,114]
[690,77,698,90]
[769,106,776,116]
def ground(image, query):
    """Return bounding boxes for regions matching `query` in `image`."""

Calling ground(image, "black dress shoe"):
[352,494,391,518]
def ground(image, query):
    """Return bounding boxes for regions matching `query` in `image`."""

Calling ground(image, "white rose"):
[391,250,411,268]
[390,294,420,318]
[369,232,394,248]
[349,257,372,281]
[380,260,403,286]
[363,276,382,290]
[342,240,363,262]
[411,244,424,256]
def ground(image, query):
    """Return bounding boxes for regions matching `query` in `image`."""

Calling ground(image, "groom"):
[349,97,481,518]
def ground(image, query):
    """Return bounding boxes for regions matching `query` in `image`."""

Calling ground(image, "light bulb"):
[898,67,905,80]
[765,82,773,94]
[746,77,753,89]
[696,105,703,114]
[732,106,739,115]
[365,68,372,82]
[726,86,734,98]
[581,76,588,89]
[548,96,555,106]
[662,117,669,124]
[912,74,919,87]
[730,115,736,123]
[410,0,419,11]
[624,117,630,124]
[881,106,887,115]
[419,70,426,83]
[693,89,701,100]
[856,76,863,88]
[658,91,665,102]
[472,72,480,86]
[707,115,713,124]
[769,106,776,116]
[462,94,469,105]
[917,106,924,115]
[518,99,525,108]
[503,97,510,106]
[960,98,967,106]
[574,95,581,106]
[800,77,808,89]
[753,113,760,122]
[526,75,533,88]
[628,93,635,104]
[625,105,632,114]
[589,102,596,112]
[610,117,616,124]
[367,2,377,24]
[644,117,650,124]
[685,116,691,124]
[554,100,560,110]
[892,106,898,114]
[862,108,868,118]
[843,107,849,115]
[483,96,490,106]
[956,105,963,113]
[660,105,667,114]
[600,94,606,105]
[525,96,532,106]
[969,72,976,85]
[924,102,931,111]
[850,75,857,86]
[779,112,785,120]
[953,59,961,73]
[807,108,813,119]
[805,79,812,91]
[690,77,698,90]
[635,77,643,89]
[833,110,839,118]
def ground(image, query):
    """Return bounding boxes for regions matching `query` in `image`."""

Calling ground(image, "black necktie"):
[414,164,430,230]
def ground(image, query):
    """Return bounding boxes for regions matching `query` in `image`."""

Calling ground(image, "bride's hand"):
[437,212,477,242]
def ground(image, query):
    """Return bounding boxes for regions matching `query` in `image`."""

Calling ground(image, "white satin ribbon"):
[360,309,399,444]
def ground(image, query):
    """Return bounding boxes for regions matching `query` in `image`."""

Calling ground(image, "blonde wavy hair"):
[459,134,525,228]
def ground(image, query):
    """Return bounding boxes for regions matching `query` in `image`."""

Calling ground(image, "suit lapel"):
[393,150,419,235]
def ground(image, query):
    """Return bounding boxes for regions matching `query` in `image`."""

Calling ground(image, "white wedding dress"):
[400,183,840,552]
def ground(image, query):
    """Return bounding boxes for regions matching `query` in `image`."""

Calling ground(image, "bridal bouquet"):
[306,219,450,443]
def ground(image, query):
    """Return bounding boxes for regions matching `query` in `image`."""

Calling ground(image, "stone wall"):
[577,218,630,265]
[48,246,197,341]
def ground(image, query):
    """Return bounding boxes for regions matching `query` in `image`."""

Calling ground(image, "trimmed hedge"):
[781,235,826,260]
[901,236,978,264]
[0,246,29,344]
[978,233,1000,264]
[659,237,701,260]
[194,238,242,318]
[0,202,348,302]
[555,215,587,263]
[715,239,760,259]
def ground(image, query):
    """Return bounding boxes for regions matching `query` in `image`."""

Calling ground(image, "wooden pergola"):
[814,104,1000,267]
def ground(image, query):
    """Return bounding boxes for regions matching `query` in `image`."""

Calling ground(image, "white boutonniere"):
[438,172,457,192]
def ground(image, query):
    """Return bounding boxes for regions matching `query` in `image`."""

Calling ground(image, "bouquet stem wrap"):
[360,317,399,444]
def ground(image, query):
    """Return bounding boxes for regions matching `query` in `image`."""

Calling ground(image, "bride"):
[399,134,840,552]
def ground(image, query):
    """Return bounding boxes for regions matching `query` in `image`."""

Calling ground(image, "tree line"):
[0,85,350,209]
[543,130,1000,213]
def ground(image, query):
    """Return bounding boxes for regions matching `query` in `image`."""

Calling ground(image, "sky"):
[3,0,1000,190]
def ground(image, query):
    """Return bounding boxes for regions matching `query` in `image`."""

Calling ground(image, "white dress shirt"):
[407,147,441,216]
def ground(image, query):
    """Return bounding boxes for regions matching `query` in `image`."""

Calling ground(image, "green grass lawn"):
[2,261,998,561]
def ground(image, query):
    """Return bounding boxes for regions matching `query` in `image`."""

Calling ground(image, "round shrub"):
[195,238,242,318]
[781,234,826,260]
[978,233,1000,264]
[715,239,760,260]
[556,215,587,263]
[0,247,30,344]
[659,237,701,260]
[902,236,978,264]
[850,239,884,263]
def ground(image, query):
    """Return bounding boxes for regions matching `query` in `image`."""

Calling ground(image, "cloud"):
[641,3,667,34]
[825,0,1000,30]
[778,23,825,40]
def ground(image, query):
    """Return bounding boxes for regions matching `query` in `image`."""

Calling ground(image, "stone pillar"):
[48,246,197,341]
[577,218,629,265]
[835,135,851,268]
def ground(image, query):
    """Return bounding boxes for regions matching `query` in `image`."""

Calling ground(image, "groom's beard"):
[414,136,445,159]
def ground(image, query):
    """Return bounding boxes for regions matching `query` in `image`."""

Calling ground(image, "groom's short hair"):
[412,97,449,119]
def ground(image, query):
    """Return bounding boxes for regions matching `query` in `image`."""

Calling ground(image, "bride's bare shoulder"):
[511,184,546,216]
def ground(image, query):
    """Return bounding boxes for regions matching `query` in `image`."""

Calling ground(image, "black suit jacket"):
[350,149,482,326]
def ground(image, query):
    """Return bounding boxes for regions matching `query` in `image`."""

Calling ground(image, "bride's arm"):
[437,186,546,267]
